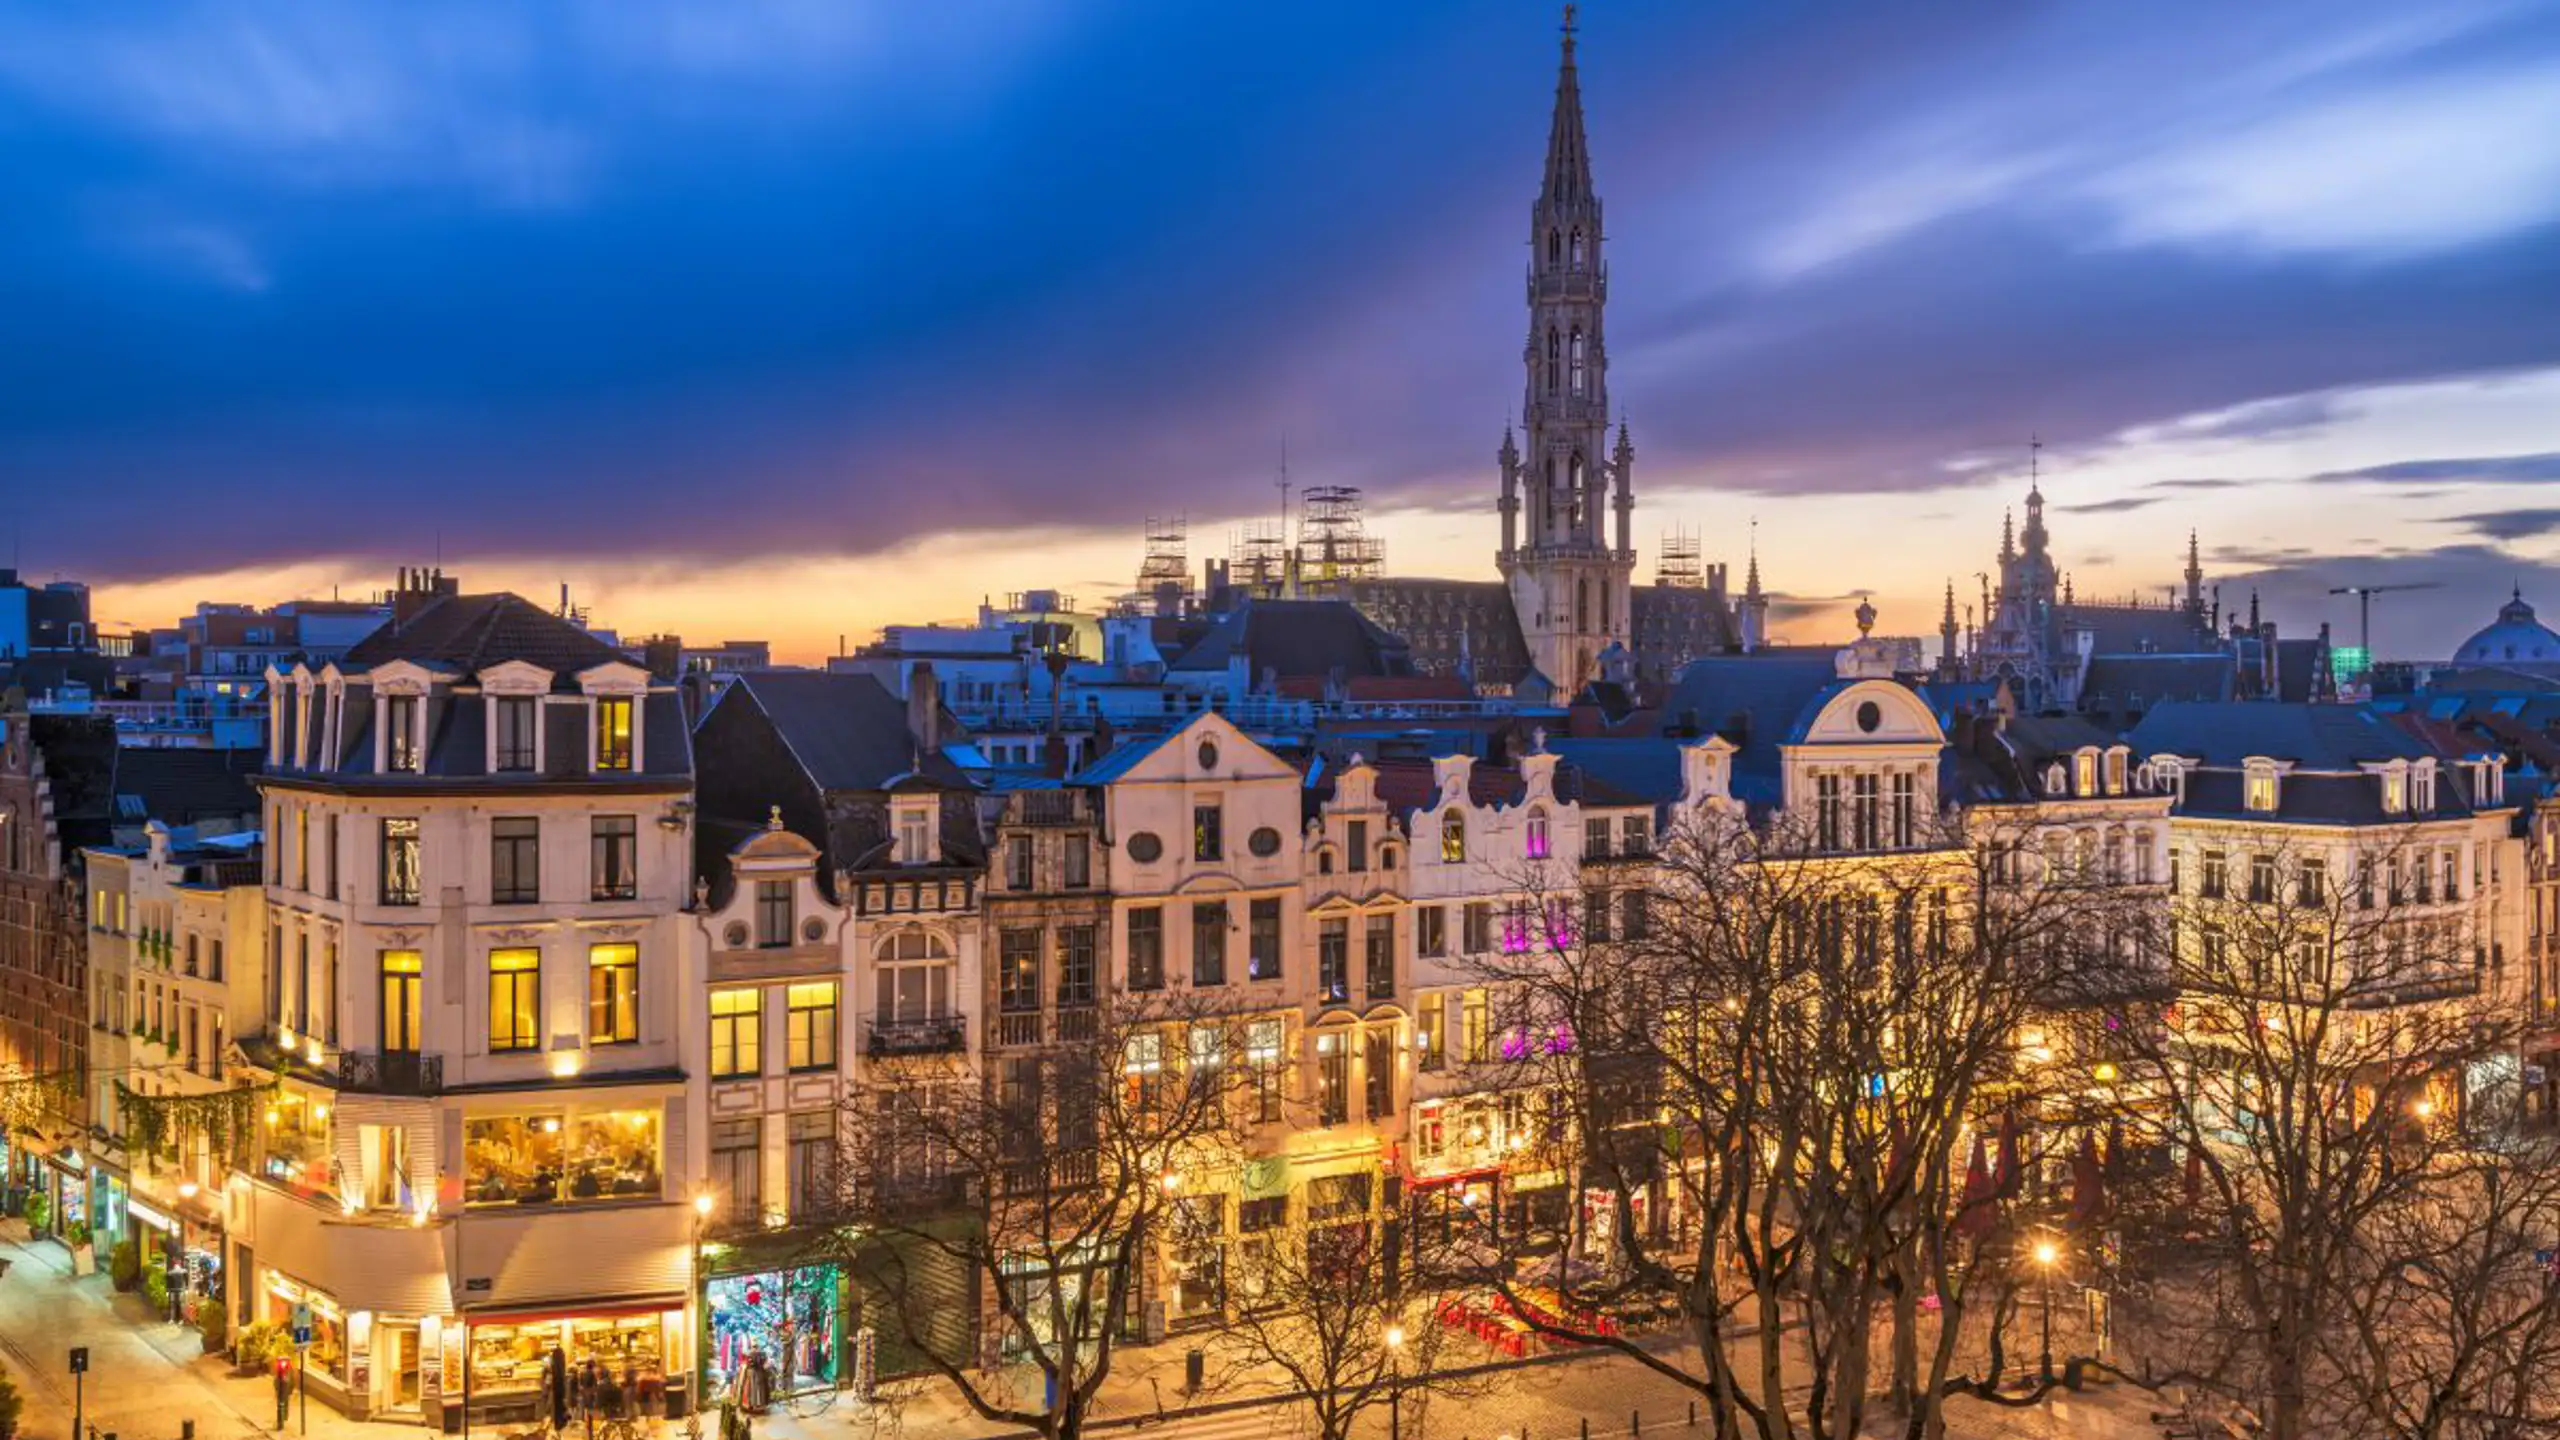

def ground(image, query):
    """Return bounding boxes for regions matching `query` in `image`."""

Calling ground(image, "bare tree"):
[819,993,1245,1440]
[1443,803,2139,1440]
[2093,831,2542,1440]
[1181,1208,1474,1440]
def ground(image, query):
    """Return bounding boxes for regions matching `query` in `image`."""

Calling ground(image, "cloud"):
[2313,452,2560,486]
[2447,508,2560,542]
[2084,64,2560,262]
[2146,478,2248,491]
[2120,393,2346,446]
[2060,496,2162,515]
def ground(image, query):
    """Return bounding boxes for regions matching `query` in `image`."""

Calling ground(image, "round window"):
[1198,739,1221,772]
[1248,826,1282,857]
[1127,831,1164,862]
[1855,701,1883,734]
[801,917,827,943]
[723,922,749,948]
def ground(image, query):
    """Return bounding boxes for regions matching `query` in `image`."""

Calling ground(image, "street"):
[0,1220,2162,1440]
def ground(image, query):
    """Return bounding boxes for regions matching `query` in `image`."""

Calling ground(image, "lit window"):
[786,981,838,1072]
[2245,770,2279,813]
[487,950,541,1052]
[594,697,634,772]
[588,944,639,1045]
[1441,810,1466,864]
[710,989,762,1079]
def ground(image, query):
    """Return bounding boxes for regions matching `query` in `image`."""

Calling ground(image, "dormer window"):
[894,798,937,866]
[494,697,537,772]
[2103,750,2127,795]
[1441,810,1466,864]
[2244,762,2279,814]
[385,695,421,774]
[2412,763,2436,813]
[2073,751,2098,798]
[2381,769,2406,815]
[1525,808,1551,860]
[595,697,634,772]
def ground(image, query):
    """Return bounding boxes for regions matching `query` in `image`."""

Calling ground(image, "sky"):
[4,0,2559,664]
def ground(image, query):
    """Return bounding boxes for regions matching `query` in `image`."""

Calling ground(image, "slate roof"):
[1658,653,1843,805]
[1542,737,1687,808]
[2078,654,2235,712]
[731,671,968,792]
[1171,599,1414,684]
[1067,729,1187,788]
[111,747,263,826]
[2074,604,2217,656]
[341,592,630,679]
[2127,702,2432,769]
[1348,579,1531,684]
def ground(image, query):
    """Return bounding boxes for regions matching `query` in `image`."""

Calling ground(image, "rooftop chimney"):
[909,661,940,754]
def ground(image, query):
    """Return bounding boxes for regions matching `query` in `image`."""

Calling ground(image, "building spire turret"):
[1736,518,1768,654]
[1542,4,1592,207]
[1940,579,1962,675]
[2184,529,2204,622]
[1499,3,1629,694]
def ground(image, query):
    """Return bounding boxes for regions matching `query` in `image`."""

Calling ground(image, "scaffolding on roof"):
[1294,486,1384,591]
[1656,528,1703,589]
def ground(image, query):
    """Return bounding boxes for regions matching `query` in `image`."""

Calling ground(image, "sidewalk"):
[0,1229,2162,1440]
[0,1221,408,1440]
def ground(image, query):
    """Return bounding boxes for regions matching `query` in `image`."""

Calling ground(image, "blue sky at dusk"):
[4,0,2558,661]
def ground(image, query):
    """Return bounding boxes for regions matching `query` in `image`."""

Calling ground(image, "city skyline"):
[6,0,2559,661]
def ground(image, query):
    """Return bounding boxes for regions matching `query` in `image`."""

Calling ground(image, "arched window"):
[1578,578,1591,630]
[1548,230,1562,266]
[1526,808,1551,860]
[1442,810,1466,864]
[1569,329,1587,395]
[1568,454,1587,528]
[1569,228,1585,269]
[1546,329,1561,395]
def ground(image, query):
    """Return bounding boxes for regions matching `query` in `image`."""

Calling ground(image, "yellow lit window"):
[488,949,541,1052]
[595,697,634,772]
[785,982,837,1072]
[710,988,762,1079]
[588,944,639,1045]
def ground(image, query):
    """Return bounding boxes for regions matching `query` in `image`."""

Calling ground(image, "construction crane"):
[2327,582,2442,669]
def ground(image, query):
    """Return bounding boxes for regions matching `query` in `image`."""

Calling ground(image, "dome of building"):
[2452,588,2560,674]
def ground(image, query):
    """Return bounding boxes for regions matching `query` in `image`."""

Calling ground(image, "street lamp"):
[2031,1239,2059,1383]
[1383,1322,1407,1440]
[691,1190,716,1420]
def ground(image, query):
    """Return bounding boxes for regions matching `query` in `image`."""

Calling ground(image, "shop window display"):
[470,1313,666,1398]
[707,1267,840,1398]
[465,1109,661,1207]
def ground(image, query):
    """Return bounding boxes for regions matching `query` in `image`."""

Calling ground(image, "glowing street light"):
[2031,1238,2059,1382]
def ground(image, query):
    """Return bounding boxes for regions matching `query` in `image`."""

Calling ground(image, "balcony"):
[868,1015,967,1058]
[336,1050,444,1096]
[993,1012,1042,1048]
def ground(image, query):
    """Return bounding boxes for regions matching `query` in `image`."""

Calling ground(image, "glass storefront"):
[707,1266,840,1398]
[263,1273,349,1382]
[468,1312,670,1398]
[464,1109,663,1208]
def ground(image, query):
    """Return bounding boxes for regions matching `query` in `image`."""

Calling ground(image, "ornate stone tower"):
[1498,5,1633,696]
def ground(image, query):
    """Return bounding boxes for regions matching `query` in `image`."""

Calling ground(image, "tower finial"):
[1745,517,1762,597]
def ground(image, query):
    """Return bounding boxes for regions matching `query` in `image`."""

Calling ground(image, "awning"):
[247,1187,452,1317]
[444,1201,689,1316]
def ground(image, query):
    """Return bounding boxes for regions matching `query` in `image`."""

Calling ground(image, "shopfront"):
[261,1271,353,1398]
[706,1266,841,1398]
[452,1307,683,1425]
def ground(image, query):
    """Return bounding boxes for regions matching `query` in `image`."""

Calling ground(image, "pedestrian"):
[547,1346,570,1434]
[272,1359,293,1430]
